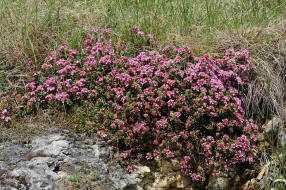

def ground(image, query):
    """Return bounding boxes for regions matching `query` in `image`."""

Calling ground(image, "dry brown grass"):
[0,108,64,144]
[213,19,286,188]
[216,19,286,124]
[0,0,105,93]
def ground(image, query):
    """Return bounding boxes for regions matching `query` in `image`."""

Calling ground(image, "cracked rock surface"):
[0,132,137,190]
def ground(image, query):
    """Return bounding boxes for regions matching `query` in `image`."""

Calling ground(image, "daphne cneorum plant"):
[0,26,259,181]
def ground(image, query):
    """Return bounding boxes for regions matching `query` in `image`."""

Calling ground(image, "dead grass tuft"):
[217,19,286,124]
[0,0,105,93]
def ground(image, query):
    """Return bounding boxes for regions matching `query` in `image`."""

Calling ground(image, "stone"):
[208,177,230,190]
[171,159,181,171]
[57,171,68,178]
[257,133,265,141]
[0,144,29,165]
[31,134,69,157]
[157,159,173,173]
[92,144,110,159]
[0,132,137,190]
[110,168,137,190]
[263,117,283,134]
[145,185,165,190]
[247,179,263,190]
[182,186,194,190]
[278,132,286,146]
[10,164,59,190]
[137,186,144,190]
[152,172,176,188]
[134,165,151,178]
[175,172,191,189]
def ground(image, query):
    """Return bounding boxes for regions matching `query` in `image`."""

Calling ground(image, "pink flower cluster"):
[0,27,259,181]
[1,109,11,122]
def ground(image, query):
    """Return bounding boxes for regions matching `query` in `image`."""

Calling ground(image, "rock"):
[134,165,151,178]
[92,144,110,159]
[145,186,165,190]
[243,180,250,190]
[31,134,69,157]
[175,172,191,189]
[132,166,153,189]
[247,179,263,190]
[171,159,181,171]
[278,132,286,146]
[182,185,195,190]
[110,164,137,190]
[0,132,137,190]
[257,133,265,141]
[152,172,176,188]
[0,177,27,190]
[57,171,68,178]
[157,159,173,173]
[112,177,137,190]
[135,157,190,190]
[207,177,230,190]
[10,164,59,190]
[9,157,60,190]
[0,144,29,165]
[263,117,282,134]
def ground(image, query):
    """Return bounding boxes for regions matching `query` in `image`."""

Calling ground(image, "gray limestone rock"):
[207,177,230,190]
[0,132,137,190]
[263,117,283,134]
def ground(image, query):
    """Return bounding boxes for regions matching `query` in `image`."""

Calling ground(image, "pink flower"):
[147,34,154,41]
[166,151,174,158]
[167,99,175,107]
[25,82,36,90]
[41,63,53,69]
[7,31,256,181]
[92,27,99,33]
[132,25,140,32]
[133,122,145,133]
[156,118,168,128]
[126,165,133,173]
[191,174,202,181]
[251,135,257,142]
[2,109,7,114]
[177,47,186,54]
[45,94,54,101]
[5,117,11,122]
[137,31,144,36]
[171,111,181,118]
[146,153,153,160]
[81,88,88,93]
[103,28,111,34]
[55,92,69,102]
[172,136,178,142]
[27,97,36,106]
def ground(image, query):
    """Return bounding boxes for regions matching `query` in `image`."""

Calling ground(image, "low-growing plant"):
[68,174,81,183]
[0,27,259,182]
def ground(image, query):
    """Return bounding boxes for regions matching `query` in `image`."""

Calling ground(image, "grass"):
[102,0,285,46]
[261,146,286,189]
[0,0,286,189]
[68,173,81,183]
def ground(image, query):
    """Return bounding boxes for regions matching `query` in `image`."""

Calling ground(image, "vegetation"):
[0,0,285,189]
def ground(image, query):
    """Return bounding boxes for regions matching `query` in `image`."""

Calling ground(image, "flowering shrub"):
[0,27,258,181]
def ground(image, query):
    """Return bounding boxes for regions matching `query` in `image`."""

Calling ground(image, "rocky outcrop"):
[263,117,285,146]
[0,132,137,190]
[132,158,194,190]
[1,116,283,190]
